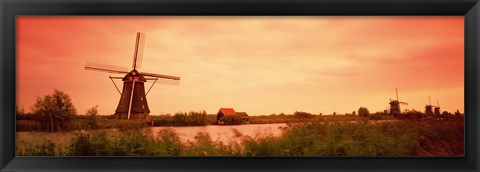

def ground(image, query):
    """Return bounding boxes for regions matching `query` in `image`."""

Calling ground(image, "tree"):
[16,105,25,115]
[455,110,462,118]
[32,89,77,132]
[358,107,370,117]
[86,105,99,129]
[400,110,422,120]
[442,111,452,118]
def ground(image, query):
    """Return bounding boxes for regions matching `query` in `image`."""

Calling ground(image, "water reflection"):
[148,123,288,143]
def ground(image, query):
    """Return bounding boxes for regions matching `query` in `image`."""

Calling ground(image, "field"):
[16,113,394,132]
[16,118,464,156]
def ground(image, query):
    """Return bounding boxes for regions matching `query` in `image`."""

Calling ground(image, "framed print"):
[1,0,479,171]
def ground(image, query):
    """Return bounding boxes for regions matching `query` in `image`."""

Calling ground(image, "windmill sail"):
[145,77,180,85]
[142,72,181,80]
[133,32,146,69]
[84,32,180,120]
[85,61,129,74]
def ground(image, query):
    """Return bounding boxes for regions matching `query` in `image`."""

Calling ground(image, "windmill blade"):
[156,77,180,85]
[396,88,399,101]
[145,77,179,85]
[85,61,129,74]
[142,72,180,80]
[399,102,408,105]
[133,32,146,69]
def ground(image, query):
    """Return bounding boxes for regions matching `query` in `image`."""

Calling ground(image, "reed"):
[16,118,464,156]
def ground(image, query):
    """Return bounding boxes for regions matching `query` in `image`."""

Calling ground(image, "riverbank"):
[16,114,394,132]
[16,118,464,156]
[16,123,288,146]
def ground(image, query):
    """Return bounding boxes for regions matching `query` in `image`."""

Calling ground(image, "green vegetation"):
[150,111,209,126]
[17,113,391,131]
[32,89,77,132]
[85,105,99,130]
[16,89,464,156]
[358,107,370,117]
[17,118,464,156]
[16,120,43,132]
[249,114,315,124]
[293,111,314,118]
[248,113,395,125]
[17,119,147,132]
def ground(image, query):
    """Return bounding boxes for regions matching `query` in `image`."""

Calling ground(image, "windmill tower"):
[389,88,408,117]
[434,100,441,116]
[85,32,180,120]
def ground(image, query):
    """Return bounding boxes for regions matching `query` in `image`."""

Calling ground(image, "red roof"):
[218,108,237,116]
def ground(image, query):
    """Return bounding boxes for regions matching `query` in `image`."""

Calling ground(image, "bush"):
[454,110,462,117]
[16,120,42,131]
[358,107,370,117]
[86,105,99,129]
[442,111,453,118]
[17,119,464,156]
[17,140,59,156]
[293,111,314,118]
[173,112,190,126]
[400,110,423,120]
[151,111,209,126]
[189,111,207,126]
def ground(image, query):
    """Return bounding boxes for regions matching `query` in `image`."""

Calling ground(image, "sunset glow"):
[16,16,464,116]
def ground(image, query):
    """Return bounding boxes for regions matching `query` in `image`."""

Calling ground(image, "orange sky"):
[16,16,464,116]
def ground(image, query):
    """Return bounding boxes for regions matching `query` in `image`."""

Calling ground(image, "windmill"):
[85,32,180,120]
[434,100,441,116]
[425,96,440,116]
[425,96,434,115]
[389,88,408,117]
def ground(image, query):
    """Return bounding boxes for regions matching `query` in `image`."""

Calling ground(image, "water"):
[16,123,289,146]
[148,123,288,143]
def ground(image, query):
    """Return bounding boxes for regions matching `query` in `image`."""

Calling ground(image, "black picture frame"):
[1,0,479,171]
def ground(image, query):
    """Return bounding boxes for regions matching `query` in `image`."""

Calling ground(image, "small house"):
[236,112,250,122]
[216,108,250,124]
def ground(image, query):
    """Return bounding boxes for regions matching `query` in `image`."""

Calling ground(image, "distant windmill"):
[85,32,181,120]
[434,100,441,116]
[425,96,440,116]
[425,96,434,115]
[389,88,408,117]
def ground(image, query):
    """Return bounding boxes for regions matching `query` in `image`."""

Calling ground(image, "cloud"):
[16,16,464,115]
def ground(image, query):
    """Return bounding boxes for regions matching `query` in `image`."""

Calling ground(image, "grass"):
[16,120,43,132]
[16,118,464,156]
[16,119,147,132]
[149,113,215,126]
[248,114,393,124]
[16,113,396,132]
